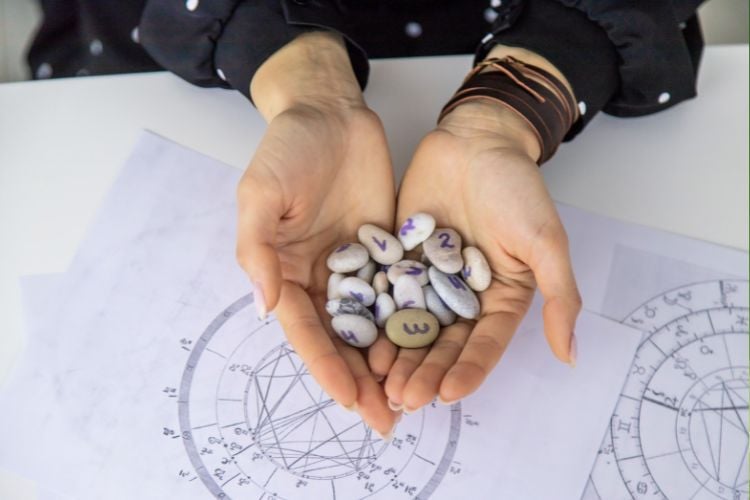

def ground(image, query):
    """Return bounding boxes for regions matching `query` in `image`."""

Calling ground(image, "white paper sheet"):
[0,132,642,500]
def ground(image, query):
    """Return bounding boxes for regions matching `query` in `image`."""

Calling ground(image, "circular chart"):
[587,280,749,500]
[178,294,462,499]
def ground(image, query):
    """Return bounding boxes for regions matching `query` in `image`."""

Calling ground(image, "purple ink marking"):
[374,304,380,319]
[401,300,416,308]
[372,236,387,251]
[462,266,472,279]
[405,266,423,276]
[340,330,359,343]
[438,232,456,249]
[381,265,391,273]
[399,218,416,236]
[402,322,430,335]
[447,275,467,291]
[335,243,351,253]
[350,291,365,302]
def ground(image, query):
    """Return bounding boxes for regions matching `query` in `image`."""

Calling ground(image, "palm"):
[238,105,398,435]
[379,128,578,412]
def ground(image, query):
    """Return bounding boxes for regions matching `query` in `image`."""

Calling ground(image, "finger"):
[236,170,284,318]
[439,311,520,404]
[402,322,471,411]
[529,227,582,365]
[334,338,399,439]
[311,291,397,438]
[367,331,399,381]
[275,281,357,408]
[384,347,429,411]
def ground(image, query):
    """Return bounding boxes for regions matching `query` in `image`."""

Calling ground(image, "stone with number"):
[428,266,480,319]
[338,277,376,306]
[461,246,491,292]
[326,242,370,273]
[423,228,463,274]
[385,309,440,348]
[374,293,396,328]
[358,224,403,265]
[423,285,457,326]
[326,297,375,322]
[397,212,436,251]
[393,275,426,310]
[386,259,429,286]
[332,314,378,348]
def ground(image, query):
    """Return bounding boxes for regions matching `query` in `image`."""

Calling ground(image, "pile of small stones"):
[325,213,491,349]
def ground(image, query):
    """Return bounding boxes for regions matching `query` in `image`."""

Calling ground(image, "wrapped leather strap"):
[439,57,577,164]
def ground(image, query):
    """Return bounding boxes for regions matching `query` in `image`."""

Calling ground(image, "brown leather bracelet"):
[439,57,577,164]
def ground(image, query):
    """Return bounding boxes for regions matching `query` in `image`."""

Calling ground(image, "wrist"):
[438,99,542,161]
[251,32,365,121]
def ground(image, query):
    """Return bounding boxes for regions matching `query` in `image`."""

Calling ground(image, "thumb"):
[236,172,284,319]
[529,229,582,366]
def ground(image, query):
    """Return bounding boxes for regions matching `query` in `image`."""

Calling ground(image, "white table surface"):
[0,44,747,498]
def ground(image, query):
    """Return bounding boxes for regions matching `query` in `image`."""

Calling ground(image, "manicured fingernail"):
[254,283,267,320]
[403,405,417,415]
[341,401,358,412]
[569,332,577,368]
[437,395,459,406]
[376,429,393,443]
[387,399,403,412]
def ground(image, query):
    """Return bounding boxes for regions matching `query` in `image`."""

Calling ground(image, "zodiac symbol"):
[339,330,359,343]
[438,233,456,249]
[447,276,466,291]
[335,243,351,253]
[372,236,388,251]
[400,218,416,236]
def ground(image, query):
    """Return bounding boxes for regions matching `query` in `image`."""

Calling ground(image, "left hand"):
[371,99,582,413]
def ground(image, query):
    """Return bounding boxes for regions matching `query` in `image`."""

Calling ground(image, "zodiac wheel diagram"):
[587,280,749,500]
[178,294,462,499]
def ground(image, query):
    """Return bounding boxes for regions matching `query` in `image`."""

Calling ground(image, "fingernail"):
[341,401,358,412]
[437,395,459,406]
[403,405,417,415]
[374,374,385,383]
[387,399,403,412]
[569,332,577,368]
[254,283,267,320]
[376,429,393,443]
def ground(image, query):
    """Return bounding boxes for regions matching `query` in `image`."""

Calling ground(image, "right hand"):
[236,32,399,437]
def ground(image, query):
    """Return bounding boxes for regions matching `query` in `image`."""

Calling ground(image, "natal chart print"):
[174,293,463,500]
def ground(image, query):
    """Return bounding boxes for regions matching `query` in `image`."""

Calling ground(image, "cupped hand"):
[235,33,399,437]
[373,100,582,413]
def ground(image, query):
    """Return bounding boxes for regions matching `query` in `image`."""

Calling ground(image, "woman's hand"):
[236,32,398,437]
[374,98,582,413]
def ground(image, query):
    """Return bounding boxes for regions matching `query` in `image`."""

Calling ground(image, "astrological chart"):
[584,280,749,500]
[176,293,462,500]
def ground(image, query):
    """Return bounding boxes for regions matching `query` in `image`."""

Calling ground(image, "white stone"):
[461,246,492,292]
[397,213,436,251]
[332,315,377,348]
[338,277,376,306]
[372,271,389,295]
[405,21,422,38]
[326,242,369,273]
[658,92,671,104]
[326,298,374,322]
[423,285,457,326]
[327,273,345,300]
[393,275,426,310]
[423,228,464,274]
[387,260,429,286]
[374,293,396,328]
[428,266,480,319]
[356,260,377,283]
[357,224,403,265]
